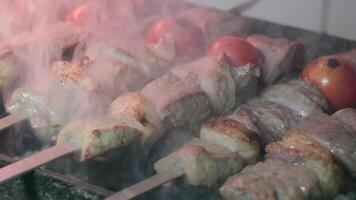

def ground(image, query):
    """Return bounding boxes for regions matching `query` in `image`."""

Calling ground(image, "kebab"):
[0,33,305,184]
[107,54,356,200]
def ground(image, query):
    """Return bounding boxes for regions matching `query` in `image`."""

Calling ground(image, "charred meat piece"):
[154,138,244,187]
[141,72,211,130]
[56,116,141,161]
[266,132,343,197]
[260,79,328,117]
[247,35,305,85]
[200,118,260,164]
[220,161,322,200]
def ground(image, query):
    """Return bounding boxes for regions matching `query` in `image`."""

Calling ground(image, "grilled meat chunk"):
[236,101,300,145]
[154,138,244,187]
[220,161,322,200]
[292,112,356,178]
[109,92,162,144]
[261,79,328,117]
[200,118,260,164]
[170,55,237,115]
[247,35,305,85]
[266,132,343,197]
[332,108,356,131]
[57,116,141,161]
[141,72,211,130]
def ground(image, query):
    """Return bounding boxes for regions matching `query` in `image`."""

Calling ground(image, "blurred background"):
[188,0,356,41]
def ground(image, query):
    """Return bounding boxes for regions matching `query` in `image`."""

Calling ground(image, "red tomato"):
[66,4,89,26]
[207,36,263,68]
[301,55,356,112]
[146,16,205,58]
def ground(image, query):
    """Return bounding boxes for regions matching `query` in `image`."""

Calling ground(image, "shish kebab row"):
[107,54,356,200]
[0,31,305,182]
[0,3,258,137]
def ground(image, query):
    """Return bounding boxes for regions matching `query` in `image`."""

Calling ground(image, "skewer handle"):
[106,169,185,200]
[0,112,29,130]
[0,141,80,183]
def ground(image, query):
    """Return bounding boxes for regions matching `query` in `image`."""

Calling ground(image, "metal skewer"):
[105,168,185,200]
[0,141,80,183]
[0,112,30,130]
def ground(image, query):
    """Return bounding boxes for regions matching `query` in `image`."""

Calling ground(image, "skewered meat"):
[220,161,323,200]
[155,78,326,187]
[260,79,328,117]
[289,112,356,178]
[56,35,304,161]
[200,118,259,164]
[154,138,245,187]
[220,109,356,200]
[109,92,162,144]
[247,35,305,85]
[266,130,343,197]
[56,116,141,161]
[141,72,211,130]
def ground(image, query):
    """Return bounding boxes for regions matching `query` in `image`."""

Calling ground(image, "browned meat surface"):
[247,35,305,85]
[154,138,244,187]
[170,55,237,115]
[266,133,343,197]
[291,112,356,178]
[56,116,141,161]
[261,79,328,117]
[201,118,260,164]
[141,72,211,130]
[220,161,322,200]
[237,101,300,145]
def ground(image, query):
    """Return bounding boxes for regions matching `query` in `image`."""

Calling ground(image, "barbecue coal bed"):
[1,16,356,200]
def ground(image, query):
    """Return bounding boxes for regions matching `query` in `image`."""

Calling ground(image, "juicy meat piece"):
[332,108,356,131]
[200,118,260,164]
[56,116,141,161]
[154,138,244,187]
[141,72,211,130]
[261,79,328,117]
[170,55,237,115]
[220,161,322,200]
[238,101,300,145]
[266,133,343,197]
[247,35,305,85]
[109,92,162,144]
[292,112,356,178]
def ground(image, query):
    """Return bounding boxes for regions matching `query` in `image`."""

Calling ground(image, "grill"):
[0,2,356,200]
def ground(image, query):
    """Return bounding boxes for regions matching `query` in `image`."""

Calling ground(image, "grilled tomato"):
[301,55,356,111]
[66,3,89,26]
[207,36,263,68]
[146,16,205,59]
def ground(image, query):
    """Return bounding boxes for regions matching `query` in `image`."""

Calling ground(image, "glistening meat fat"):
[221,109,356,200]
